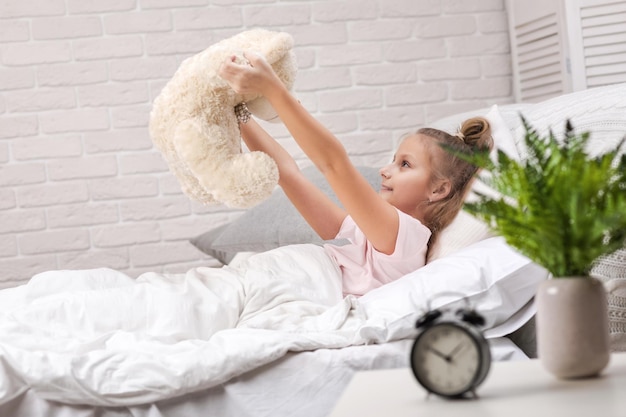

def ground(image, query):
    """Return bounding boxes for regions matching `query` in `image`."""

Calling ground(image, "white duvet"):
[0,239,545,407]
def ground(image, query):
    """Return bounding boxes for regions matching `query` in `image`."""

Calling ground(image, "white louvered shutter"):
[506,0,626,102]
[574,0,626,88]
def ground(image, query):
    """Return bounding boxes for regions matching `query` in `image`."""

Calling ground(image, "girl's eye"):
[401,160,410,168]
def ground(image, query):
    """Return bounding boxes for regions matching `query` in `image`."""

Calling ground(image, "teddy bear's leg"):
[215,150,279,208]
[174,118,279,208]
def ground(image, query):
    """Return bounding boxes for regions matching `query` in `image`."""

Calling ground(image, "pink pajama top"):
[324,209,431,297]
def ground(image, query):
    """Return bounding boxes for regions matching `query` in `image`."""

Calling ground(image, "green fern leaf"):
[447,118,626,277]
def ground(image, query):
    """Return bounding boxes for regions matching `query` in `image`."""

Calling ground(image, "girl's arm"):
[239,119,347,240]
[220,53,399,254]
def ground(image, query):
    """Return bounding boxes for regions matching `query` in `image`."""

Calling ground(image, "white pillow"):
[512,82,626,158]
[427,105,519,262]
[427,210,493,261]
[357,237,549,342]
[486,104,521,161]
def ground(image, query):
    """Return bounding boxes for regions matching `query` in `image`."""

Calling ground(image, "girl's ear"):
[430,179,451,202]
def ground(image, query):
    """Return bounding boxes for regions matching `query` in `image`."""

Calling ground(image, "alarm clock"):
[410,298,491,399]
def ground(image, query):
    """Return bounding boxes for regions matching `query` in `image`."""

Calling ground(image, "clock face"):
[410,322,485,397]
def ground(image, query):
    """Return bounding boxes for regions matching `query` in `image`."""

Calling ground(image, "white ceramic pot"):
[536,276,610,379]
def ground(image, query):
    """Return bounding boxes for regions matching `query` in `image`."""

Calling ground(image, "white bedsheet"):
[0,338,527,417]
[0,241,538,408]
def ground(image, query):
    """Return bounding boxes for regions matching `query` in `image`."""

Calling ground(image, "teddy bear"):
[149,29,298,208]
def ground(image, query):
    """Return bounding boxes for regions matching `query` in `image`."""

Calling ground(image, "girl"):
[219,53,493,296]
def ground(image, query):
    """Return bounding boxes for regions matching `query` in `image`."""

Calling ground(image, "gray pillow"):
[191,165,381,264]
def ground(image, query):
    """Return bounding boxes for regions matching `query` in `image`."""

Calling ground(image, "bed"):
[0,238,543,417]
[2,83,625,417]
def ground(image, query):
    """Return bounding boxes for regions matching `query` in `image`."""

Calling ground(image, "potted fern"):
[451,118,626,379]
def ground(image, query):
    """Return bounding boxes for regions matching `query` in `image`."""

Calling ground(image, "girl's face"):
[378,134,438,218]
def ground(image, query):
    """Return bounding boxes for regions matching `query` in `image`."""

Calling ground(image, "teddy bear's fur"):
[149,29,297,208]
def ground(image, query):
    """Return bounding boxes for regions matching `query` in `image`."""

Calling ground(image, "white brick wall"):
[0,0,514,287]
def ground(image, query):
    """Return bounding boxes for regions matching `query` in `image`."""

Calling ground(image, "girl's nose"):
[379,166,391,179]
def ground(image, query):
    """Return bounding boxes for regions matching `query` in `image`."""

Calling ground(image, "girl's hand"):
[218,51,283,98]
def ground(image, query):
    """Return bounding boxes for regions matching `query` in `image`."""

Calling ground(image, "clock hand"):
[427,345,452,362]
[448,341,468,360]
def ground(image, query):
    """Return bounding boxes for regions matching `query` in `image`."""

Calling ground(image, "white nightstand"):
[328,352,626,417]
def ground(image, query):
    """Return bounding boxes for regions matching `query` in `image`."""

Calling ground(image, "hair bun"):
[458,117,492,151]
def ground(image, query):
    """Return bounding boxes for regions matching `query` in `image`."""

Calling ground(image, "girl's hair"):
[417,117,493,253]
